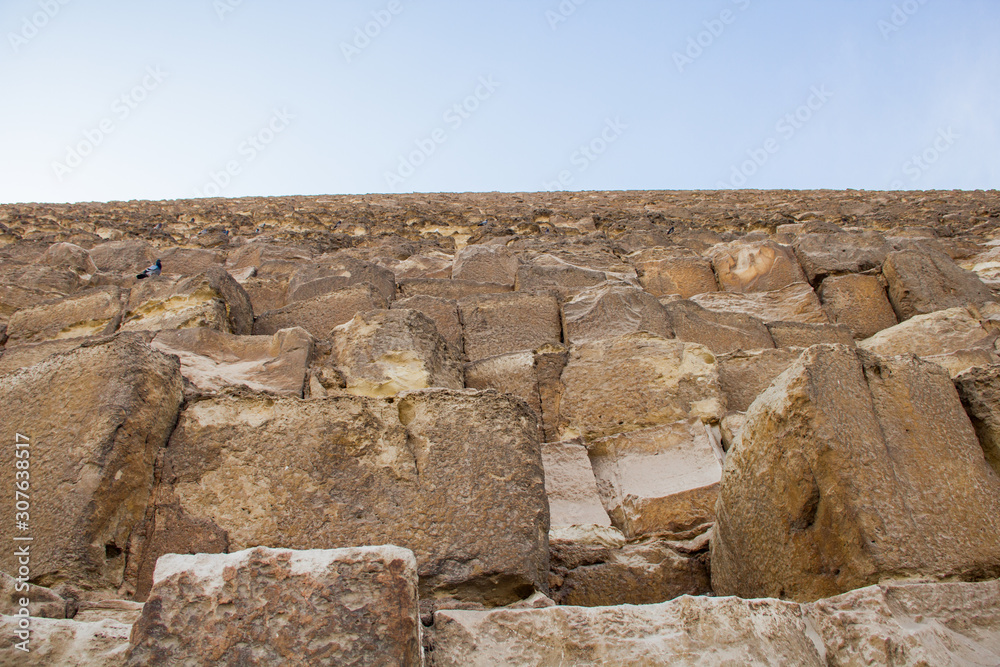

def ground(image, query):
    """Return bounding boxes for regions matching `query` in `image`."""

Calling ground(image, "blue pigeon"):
[136,259,162,279]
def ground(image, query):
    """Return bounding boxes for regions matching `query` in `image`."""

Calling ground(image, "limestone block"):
[121,267,253,335]
[709,240,807,293]
[0,571,67,618]
[287,256,396,304]
[5,286,127,345]
[717,348,804,413]
[712,345,1000,602]
[459,291,562,362]
[331,309,463,397]
[452,243,520,285]
[562,282,672,345]
[253,283,388,338]
[151,327,313,397]
[126,546,421,667]
[664,299,774,354]
[515,254,621,299]
[41,242,98,277]
[0,617,132,666]
[0,335,183,595]
[818,273,898,338]
[238,276,287,315]
[559,333,723,441]
[954,364,1000,477]
[766,321,855,348]
[156,247,225,276]
[398,278,512,300]
[466,351,542,425]
[629,248,719,298]
[882,248,995,321]
[379,250,455,279]
[392,294,463,353]
[793,230,892,282]
[589,421,722,538]
[0,336,106,373]
[691,282,829,325]
[74,600,144,625]
[542,442,611,529]
[89,240,157,274]
[135,389,547,604]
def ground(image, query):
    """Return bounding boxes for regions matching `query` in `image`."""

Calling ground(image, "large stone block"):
[691,282,829,325]
[542,442,611,529]
[515,255,621,299]
[126,546,421,667]
[883,248,995,321]
[5,286,127,345]
[559,333,723,441]
[954,364,1000,477]
[0,335,183,595]
[629,248,719,298]
[392,294,463,354]
[562,282,672,345]
[0,617,132,666]
[793,230,892,282]
[121,267,254,335]
[135,389,547,604]
[41,242,98,277]
[709,240,807,293]
[397,278,512,300]
[151,327,313,397]
[452,243,520,285]
[765,321,855,348]
[717,348,804,413]
[664,299,774,354]
[459,291,562,362]
[89,240,158,274]
[818,273,898,339]
[331,309,463,396]
[253,282,388,338]
[713,345,1000,602]
[287,256,396,304]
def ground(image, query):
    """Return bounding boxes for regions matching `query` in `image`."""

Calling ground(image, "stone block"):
[562,282,672,345]
[664,299,774,354]
[121,267,254,335]
[287,256,396,304]
[452,243,520,285]
[392,294,463,354]
[5,286,127,345]
[818,273,898,339]
[793,231,892,282]
[883,248,995,321]
[459,291,561,362]
[709,240,807,293]
[629,248,718,298]
[691,282,829,325]
[253,283,388,338]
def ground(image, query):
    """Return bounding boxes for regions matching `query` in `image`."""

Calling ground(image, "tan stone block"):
[253,282,388,338]
[5,286,127,345]
[955,364,1000,477]
[793,231,892,282]
[121,267,253,335]
[691,282,829,325]
[883,248,995,321]
[664,299,774,354]
[287,256,396,304]
[766,321,855,348]
[630,248,718,298]
[709,240,807,293]
[452,243,520,285]
[459,291,562,362]
[541,442,611,529]
[398,278,512,300]
[392,294,463,354]
[717,348,804,413]
[818,273,898,338]
[562,282,672,345]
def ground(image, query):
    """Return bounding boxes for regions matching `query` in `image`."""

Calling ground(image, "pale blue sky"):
[0,0,997,204]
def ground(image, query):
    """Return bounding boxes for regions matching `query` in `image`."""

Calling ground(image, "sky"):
[0,0,997,204]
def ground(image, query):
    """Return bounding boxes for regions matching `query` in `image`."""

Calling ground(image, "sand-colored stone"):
[691,282,829,325]
[459,291,562,362]
[515,254,619,299]
[5,286,127,345]
[0,571,67,618]
[452,243,520,285]
[883,247,996,321]
[541,442,611,529]
[398,278,512,300]
[391,294,463,354]
[630,248,719,298]
[765,321,855,348]
[121,267,253,335]
[562,282,672,345]
[287,255,396,304]
[954,364,1000,477]
[664,299,775,354]
[818,273,898,338]
[709,240,807,293]
[717,348,804,413]
[89,240,157,274]
[253,282,388,338]
[793,230,892,282]
[126,546,421,667]
[0,616,132,666]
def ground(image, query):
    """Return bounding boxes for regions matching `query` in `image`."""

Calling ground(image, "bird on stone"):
[136,259,162,279]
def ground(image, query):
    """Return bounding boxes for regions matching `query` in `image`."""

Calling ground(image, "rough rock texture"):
[955,364,1000,477]
[818,273,898,339]
[630,248,719,298]
[713,345,1000,602]
[150,327,313,397]
[883,248,996,321]
[0,571,68,618]
[398,278,512,300]
[121,267,253,335]
[793,230,893,282]
[135,389,547,604]
[459,291,562,362]
[126,546,421,667]
[0,616,132,666]
[692,282,829,325]
[709,239,807,293]
[391,294,463,353]
[430,578,1000,666]
[765,321,856,348]
[561,282,672,345]
[452,243,520,285]
[5,286,127,345]
[541,442,611,529]
[253,282,388,338]
[287,256,396,304]
[331,308,463,396]
[663,299,775,354]
[717,348,804,413]
[0,335,183,596]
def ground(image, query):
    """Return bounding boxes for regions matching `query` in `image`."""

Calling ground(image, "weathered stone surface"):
[0,336,103,373]
[562,282,672,345]
[859,305,1000,375]
[157,247,225,276]
[89,240,157,274]
[5,286,127,345]
[398,278,512,300]
[818,273,898,338]
[253,283,388,338]
[392,294,463,354]
[559,333,723,441]
[629,248,719,298]
[713,345,1000,602]
[42,242,98,277]
[691,282,830,325]
[431,578,1000,666]
[717,348,804,413]
[137,389,546,604]
[287,256,396,304]
[126,546,421,667]
[515,254,626,299]
[766,320,856,348]
[541,442,611,529]
[237,276,288,315]
[452,243,520,285]
[459,291,562,362]
[1,571,68,618]
[150,327,313,397]
[589,421,722,538]
[225,242,314,276]
[74,599,144,625]
[793,230,892,282]
[465,351,542,430]
[331,309,463,396]
[0,617,132,666]
[883,248,996,321]
[121,267,253,335]
[378,249,455,280]
[664,299,775,354]
[0,335,183,595]
[955,364,1000,477]
[709,240,807,293]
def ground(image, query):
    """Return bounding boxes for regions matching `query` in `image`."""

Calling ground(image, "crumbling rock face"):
[121,267,253,335]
